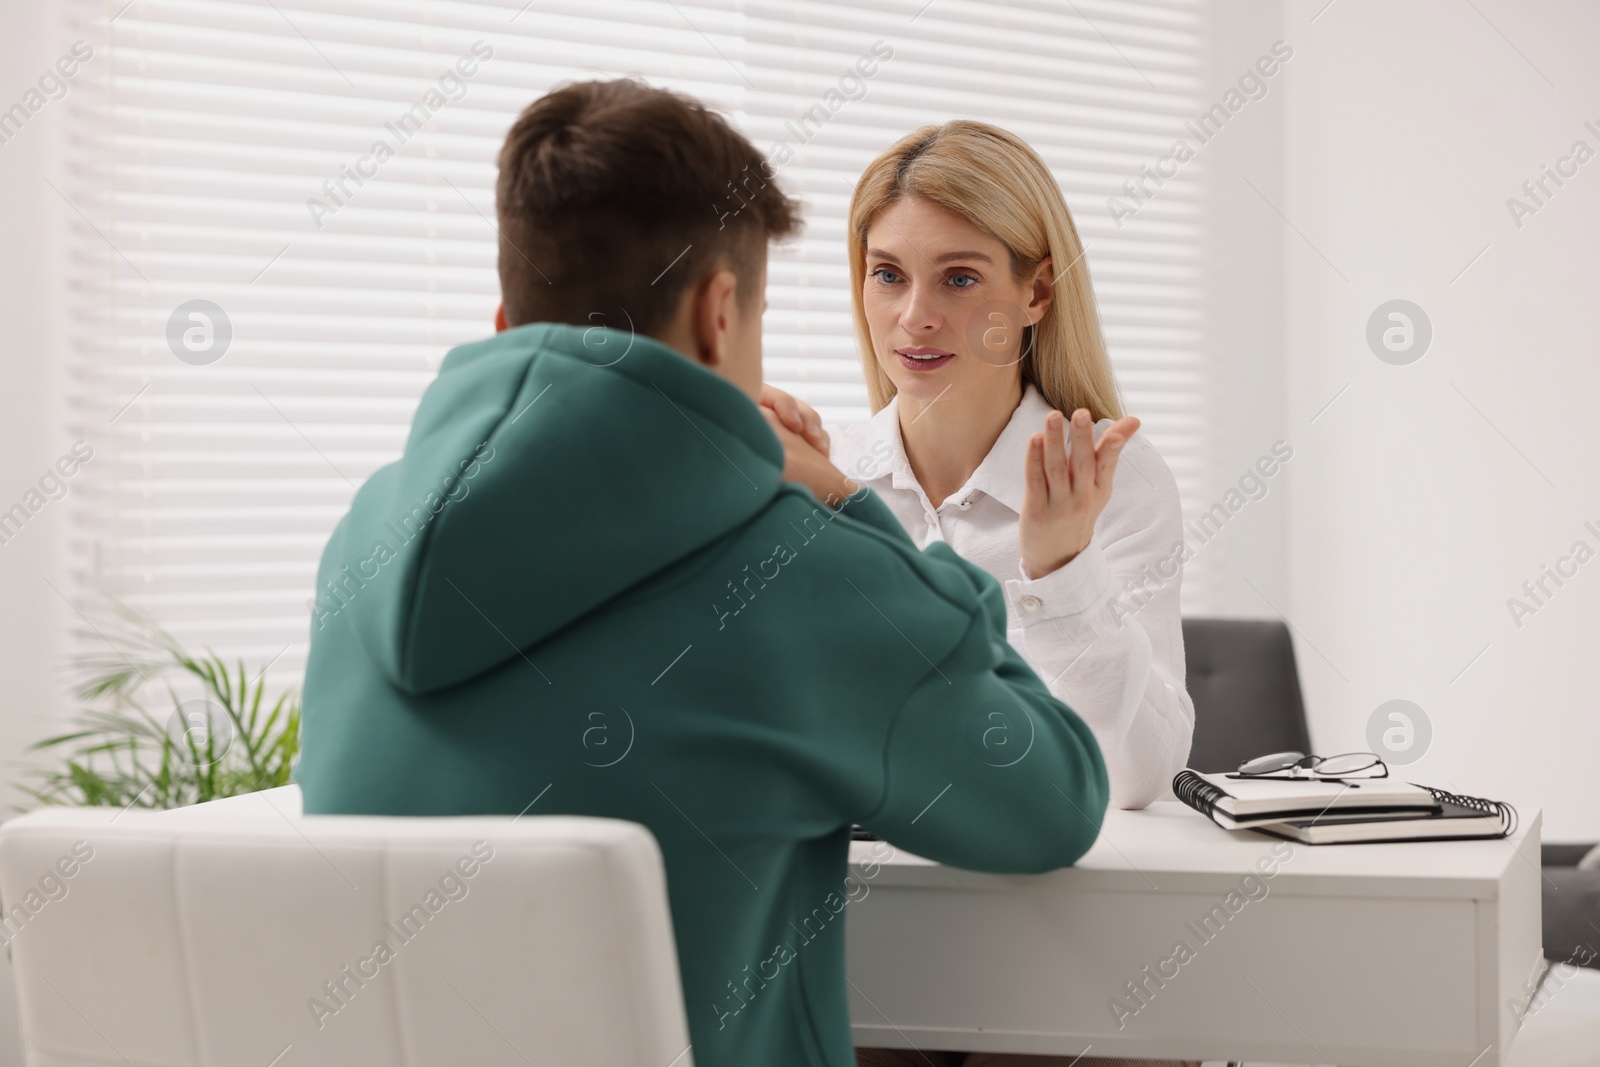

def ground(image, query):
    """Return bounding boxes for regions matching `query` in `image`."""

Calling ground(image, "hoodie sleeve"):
[857,540,1110,872]
[833,485,913,544]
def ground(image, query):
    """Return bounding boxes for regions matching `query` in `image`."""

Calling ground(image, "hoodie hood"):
[313,323,783,695]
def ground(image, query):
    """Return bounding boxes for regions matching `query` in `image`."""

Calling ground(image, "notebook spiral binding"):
[1418,785,1518,838]
[1172,770,1226,817]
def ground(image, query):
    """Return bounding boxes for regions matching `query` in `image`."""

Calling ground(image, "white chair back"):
[0,785,693,1067]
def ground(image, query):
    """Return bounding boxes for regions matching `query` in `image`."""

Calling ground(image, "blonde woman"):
[762,122,1198,1067]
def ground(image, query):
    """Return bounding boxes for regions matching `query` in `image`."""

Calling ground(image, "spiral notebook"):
[1251,797,1516,844]
[1172,769,1439,825]
[1173,769,1517,844]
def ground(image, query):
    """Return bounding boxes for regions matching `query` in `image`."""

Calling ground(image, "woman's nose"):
[899,282,942,333]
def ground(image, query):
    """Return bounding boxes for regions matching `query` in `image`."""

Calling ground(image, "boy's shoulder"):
[733,485,986,619]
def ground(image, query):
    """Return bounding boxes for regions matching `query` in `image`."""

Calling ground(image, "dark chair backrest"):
[1182,617,1312,773]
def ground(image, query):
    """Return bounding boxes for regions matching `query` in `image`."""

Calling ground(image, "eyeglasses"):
[1232,750,1388,781]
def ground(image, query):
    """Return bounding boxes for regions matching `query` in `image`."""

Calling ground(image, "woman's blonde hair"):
[847,121,1123,420]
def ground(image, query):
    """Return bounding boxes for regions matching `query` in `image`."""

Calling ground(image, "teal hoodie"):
[296,323,1109,1067]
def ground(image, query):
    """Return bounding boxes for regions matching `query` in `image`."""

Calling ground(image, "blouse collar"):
[838,384,1056,515]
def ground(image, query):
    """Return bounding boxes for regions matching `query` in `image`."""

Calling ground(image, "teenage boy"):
[296,78,1108,1067]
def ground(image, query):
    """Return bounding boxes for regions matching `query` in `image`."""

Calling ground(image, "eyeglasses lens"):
[1315,753,1381,776]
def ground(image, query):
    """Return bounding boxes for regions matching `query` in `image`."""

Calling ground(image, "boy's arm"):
[779,448,1108,868]
[832,484,912,543]
[856,540,1110,872]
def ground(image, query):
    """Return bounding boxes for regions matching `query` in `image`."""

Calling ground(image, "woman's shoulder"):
[826,417,873,463]
[828,408,901,484]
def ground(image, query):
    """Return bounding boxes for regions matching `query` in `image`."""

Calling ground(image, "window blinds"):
[64,0,1209,689]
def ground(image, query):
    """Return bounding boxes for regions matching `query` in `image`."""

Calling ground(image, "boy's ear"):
[690,269,740,369]
[494,303,509,333]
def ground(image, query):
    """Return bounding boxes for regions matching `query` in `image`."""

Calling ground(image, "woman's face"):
[861,196,1052,411]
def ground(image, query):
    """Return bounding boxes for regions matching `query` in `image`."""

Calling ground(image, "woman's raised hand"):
[1018,408,1141,580]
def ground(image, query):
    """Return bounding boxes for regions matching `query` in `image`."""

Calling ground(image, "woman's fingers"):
[1023,432,1049,505]
[1068,409,1095,489]
[1102,415,1141,450]
[1093,415,1140,488]
[1096,433,1126,485]
[1100,419,1139,483]
[1043,411,1071,493]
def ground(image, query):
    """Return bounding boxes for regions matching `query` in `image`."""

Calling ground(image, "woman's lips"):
[897,347,955,372]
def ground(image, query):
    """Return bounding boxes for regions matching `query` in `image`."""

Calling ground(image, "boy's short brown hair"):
[495,78,802,336]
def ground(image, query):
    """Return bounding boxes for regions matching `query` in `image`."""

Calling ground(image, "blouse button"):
[957,497,972,511]
[1019,595,1043,613]
[923,512,938,526]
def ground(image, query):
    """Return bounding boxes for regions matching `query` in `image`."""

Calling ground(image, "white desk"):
[846,801,1543,1067]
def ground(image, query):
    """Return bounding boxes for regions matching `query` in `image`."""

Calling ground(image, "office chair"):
[0,786,693,1067]
[1181,617,1312,774]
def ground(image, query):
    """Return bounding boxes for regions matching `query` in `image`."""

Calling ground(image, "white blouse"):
[830,384,1195,809]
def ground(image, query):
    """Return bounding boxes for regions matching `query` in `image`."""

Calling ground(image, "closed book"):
[1251,792,1518,845]
[1172,768,1439,827]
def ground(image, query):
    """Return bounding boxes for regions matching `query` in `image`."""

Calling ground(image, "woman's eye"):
[948,272,979,289]
[869,267,903,284]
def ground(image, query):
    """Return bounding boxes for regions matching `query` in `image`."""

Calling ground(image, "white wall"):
[1281,0,1600,841]
[1200,0,1291,616]
[0,0,72,773]
[0,2,71,1061]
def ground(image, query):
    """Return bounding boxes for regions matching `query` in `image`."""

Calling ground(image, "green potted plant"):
[15,601,300,810]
